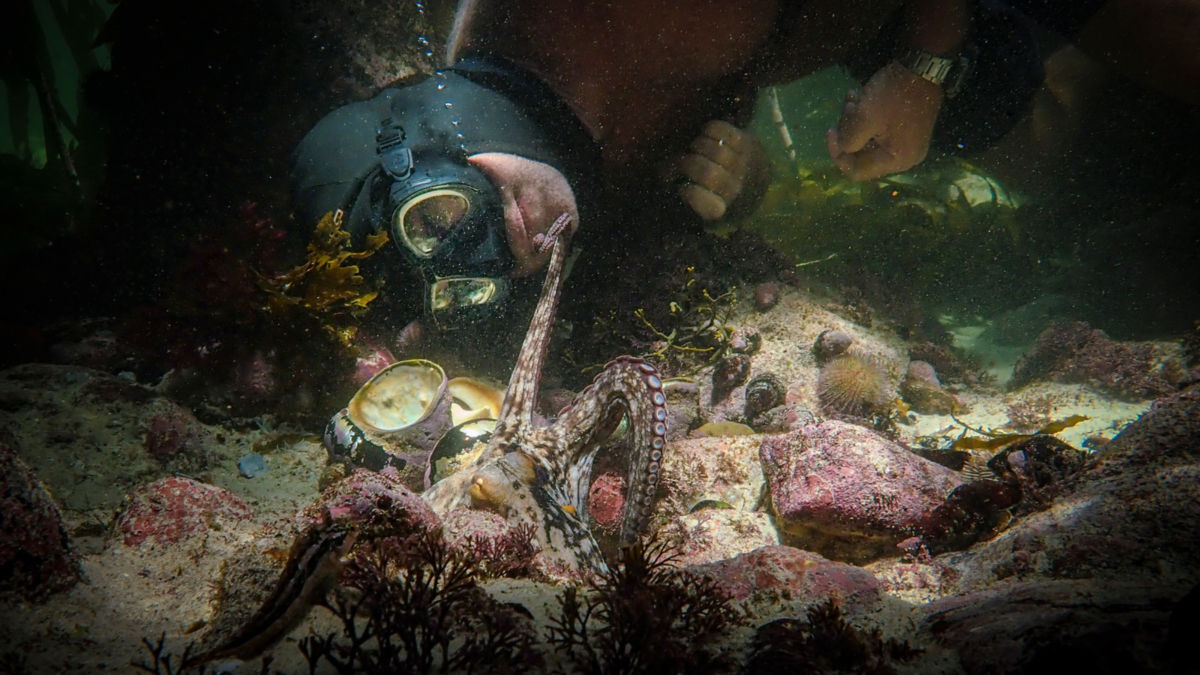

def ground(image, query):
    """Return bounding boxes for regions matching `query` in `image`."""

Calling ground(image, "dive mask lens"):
[394,189,472,256]
[428,276,508,313]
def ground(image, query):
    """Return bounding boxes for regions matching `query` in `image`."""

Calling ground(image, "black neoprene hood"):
[292,57,601,249]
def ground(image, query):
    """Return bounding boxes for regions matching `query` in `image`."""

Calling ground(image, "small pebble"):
[238,453,268,478]
[754,282,781,311]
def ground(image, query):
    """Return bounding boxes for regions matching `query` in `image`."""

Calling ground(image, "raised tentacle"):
[553,356,668,547]
[493,213,572,441]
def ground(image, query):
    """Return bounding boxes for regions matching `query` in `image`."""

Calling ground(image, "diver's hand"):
[676,121,767,221]
[826,61,943,181]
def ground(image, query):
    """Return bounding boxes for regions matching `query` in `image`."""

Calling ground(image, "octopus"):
[191,218,664,666]
[422,215,669,574]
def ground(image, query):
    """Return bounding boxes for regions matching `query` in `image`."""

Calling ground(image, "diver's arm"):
[903,0,968,57]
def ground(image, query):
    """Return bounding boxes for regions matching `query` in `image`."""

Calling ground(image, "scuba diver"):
[291,0,1052,334]
[292,56,599,328]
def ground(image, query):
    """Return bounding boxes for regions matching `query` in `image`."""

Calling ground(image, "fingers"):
[689,135,742,179]
[700,120,750,153]
[680,153,741,203]
[830,89,880,155]
[672,120,762,220]
[828,135,899,181]
[679,182,728,221]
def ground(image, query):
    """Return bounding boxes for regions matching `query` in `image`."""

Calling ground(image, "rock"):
[1091,387,1200,466]
[237,452,269,478]
[203,470,443,650]
[905,360,941,387]
[760,421,963,562]
[1009,321,1174,400]
[441,509,541,579]
[115,476,254,547]
[0,432,81,600]
[441,509,512,550]
[143,401,217,470]
[749,403,815,434]
[944,388,1200,593]
[712,354,752,395]
[690,546,881,615]
[812,330,854,364]
[587,471,626,533]
[754,282,781,311]
[663,380,701,442]
[300,469,440,540]
[919,579,1181,674]
[665,510,779,568]
[899,377,960,415]
[656,434,765,524]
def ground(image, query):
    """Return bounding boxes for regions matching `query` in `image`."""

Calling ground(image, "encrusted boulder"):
[945,388,1200,593]
[115,476,254,547]
[299,468,440,539]
[1009,321,1175,399]
[664,509,779,568]
[587,470,626,533]
[690,545,881,615]
[0,432,81,600]
[919,579,1182,674]
[760,420,963,562]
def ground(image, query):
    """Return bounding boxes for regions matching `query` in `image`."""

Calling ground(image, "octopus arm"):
[554,358,668,547]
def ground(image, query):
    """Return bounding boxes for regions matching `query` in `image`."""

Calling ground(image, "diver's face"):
[467,153,579,277]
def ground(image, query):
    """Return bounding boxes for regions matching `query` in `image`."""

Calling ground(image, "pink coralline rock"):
[760,420,962,561]
[116,476,254,547]
[299,468,440,538]
[441,509,511,548]
[690,545,881,612]
[587,471,626,532]
[1,433,81,600]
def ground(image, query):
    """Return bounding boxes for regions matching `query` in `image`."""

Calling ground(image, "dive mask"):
[292,57,600,324]
[381,144,515,321]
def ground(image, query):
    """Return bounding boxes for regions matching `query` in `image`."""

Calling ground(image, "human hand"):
[826,61,943,181]
[675,120,767,221]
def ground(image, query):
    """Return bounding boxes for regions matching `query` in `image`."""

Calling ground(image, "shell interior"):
[431,418,496,483]
[447,377,504,426]
[348,359,447,432]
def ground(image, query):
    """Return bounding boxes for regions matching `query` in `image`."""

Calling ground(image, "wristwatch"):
[894,46,973,98]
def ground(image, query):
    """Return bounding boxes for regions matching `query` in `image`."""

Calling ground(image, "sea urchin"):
[817,353,893,417]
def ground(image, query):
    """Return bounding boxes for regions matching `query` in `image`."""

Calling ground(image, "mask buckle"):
[377,117,413,179]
